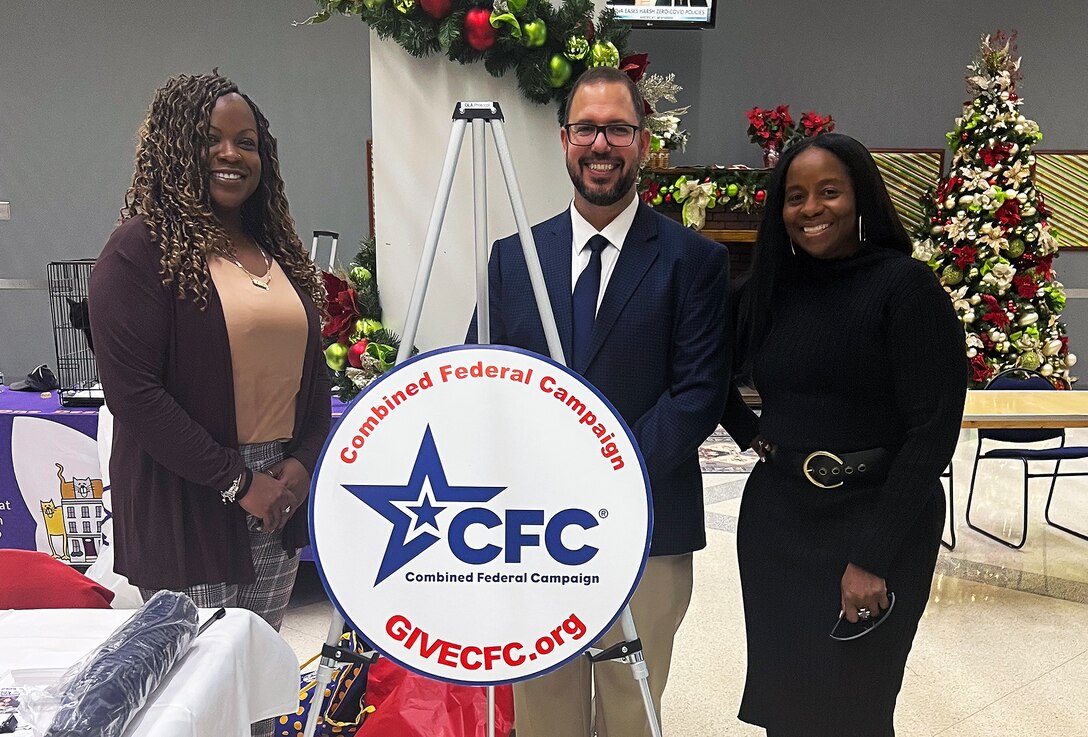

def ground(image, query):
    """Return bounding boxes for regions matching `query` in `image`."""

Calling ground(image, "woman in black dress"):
[720,133,967,736]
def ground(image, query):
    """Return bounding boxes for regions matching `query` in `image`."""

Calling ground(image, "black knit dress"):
[721,245,967,736]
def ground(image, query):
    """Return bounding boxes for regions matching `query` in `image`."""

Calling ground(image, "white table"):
[0,608,299,737]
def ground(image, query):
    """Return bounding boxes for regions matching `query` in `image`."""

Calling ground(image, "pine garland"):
[304,0,639,113]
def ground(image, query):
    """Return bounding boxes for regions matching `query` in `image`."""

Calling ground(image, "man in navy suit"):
[469,67,731,737]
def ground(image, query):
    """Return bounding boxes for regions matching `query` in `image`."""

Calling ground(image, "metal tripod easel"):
[304,101,662,737]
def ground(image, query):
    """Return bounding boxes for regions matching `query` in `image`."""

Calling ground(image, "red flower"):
[640,180,661,204]
[980,294,1010,329]
[1013,273,1037,298]
[620,53,650,84]
[995,199,1021,227]
[979,142,1013,168]
[322,271,361,342]
[799,111,835,136]
[1035,255,1054,281]
[937,176,964,202]
[951,245,977,269]
[746,106,792,150]
[969,354,993,384]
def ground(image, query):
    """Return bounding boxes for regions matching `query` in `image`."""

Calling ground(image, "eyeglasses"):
[564,123,641,147]
[829,592,895,641]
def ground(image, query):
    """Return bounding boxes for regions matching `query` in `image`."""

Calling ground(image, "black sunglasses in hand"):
[829,592,896,641]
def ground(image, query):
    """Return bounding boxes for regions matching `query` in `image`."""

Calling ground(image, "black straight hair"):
[735,133,912,366]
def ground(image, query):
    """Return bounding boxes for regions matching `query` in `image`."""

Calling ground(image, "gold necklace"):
[225,246,273,290]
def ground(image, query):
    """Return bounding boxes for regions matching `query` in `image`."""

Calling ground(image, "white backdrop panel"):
[370,29,573,350]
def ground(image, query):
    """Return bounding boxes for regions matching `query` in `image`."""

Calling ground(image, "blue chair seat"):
[983,446,1088,461]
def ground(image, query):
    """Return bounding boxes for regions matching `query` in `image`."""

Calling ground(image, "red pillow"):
[0,550,115,609]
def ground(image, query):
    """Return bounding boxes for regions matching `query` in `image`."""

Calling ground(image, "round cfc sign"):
[310,345,652,686]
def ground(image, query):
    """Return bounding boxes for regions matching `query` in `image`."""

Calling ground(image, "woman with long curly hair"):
[89,71,328,700]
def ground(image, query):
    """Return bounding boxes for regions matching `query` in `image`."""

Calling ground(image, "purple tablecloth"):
[0,391,347,562]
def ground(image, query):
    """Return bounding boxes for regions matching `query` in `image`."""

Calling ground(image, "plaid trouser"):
[140,441,300,737]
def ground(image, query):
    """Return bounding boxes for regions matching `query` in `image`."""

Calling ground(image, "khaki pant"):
[513,554,694,737]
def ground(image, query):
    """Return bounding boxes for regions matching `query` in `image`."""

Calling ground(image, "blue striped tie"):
[571,235,609,369]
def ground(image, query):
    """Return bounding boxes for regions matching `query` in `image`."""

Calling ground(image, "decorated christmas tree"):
[912,32,1076,387]
[322,238,411,402]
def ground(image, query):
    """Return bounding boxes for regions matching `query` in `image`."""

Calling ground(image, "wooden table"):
[962,390,1088,428]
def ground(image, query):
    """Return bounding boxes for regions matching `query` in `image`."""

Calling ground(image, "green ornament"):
[588,40,620,68]
[941,265,964,285]
[350,266,373,283]
[522,19,547,47]
[1006,237,1025,258]
[650,194,663,206]
[1019,351,1042,370]
[548,54,572,88]
[564,36,589,61]
[324,343,348,372]
[393,0,414,13]
[725,183,739,197]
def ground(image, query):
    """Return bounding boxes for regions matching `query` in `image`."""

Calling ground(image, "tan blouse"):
[208,254,308,444]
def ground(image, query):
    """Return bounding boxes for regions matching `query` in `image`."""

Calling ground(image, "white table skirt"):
[0,608,299,737]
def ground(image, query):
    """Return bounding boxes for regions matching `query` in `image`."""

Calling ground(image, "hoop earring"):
[857,215,866,243]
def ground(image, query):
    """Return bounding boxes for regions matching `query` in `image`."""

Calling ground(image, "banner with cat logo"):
[310,345,652,686]
[0,399,103,563]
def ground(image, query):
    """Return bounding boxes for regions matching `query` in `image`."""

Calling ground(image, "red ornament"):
[347,340,370,369]
[464,8,496,50]
[419,0,452,19]
[754,189,766,203]
[665,193,673,203]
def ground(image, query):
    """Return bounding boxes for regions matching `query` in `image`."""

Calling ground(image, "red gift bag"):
[355,658,514,737]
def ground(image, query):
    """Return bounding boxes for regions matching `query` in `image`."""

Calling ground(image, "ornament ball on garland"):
[418,0,451,19]
[465,7,497,50]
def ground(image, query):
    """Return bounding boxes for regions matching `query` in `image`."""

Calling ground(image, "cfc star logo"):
[343,426,505,585]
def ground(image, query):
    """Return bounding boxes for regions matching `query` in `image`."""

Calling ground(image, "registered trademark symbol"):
[599,509,608,519]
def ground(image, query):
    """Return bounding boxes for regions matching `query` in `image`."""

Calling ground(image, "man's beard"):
[568,156,637,207]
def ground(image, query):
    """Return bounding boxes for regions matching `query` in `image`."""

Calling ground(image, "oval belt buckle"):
[803,450,845,489]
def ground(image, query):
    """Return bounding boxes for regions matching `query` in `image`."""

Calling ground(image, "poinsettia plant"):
[746,105,794,151]
[795,110,836,142]
[746,104,835,153]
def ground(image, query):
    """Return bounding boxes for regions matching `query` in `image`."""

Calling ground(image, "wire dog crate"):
[47,259,104,407]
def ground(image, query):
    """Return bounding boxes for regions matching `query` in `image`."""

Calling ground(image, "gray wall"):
[2,0,1087,381]
[629,0,1088,371]
[0,1,372,381]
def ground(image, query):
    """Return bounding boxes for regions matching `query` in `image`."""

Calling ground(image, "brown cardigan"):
[89,217,330,589]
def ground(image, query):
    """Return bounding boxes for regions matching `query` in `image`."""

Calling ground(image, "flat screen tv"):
[606,0,715,29]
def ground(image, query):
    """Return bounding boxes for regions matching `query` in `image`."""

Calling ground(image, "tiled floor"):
[283,429,1088,736]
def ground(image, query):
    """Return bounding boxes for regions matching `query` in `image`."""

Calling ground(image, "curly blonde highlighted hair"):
[121,72,324,309]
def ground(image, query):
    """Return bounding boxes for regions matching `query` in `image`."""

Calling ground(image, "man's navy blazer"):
[469,202,731,556]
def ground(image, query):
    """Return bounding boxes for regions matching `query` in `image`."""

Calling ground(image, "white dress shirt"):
[569,194,640,315]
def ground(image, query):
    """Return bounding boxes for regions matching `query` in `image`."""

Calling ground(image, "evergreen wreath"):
[304,0,633,113]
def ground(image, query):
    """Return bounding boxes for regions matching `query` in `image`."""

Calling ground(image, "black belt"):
[768,445,890,489]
